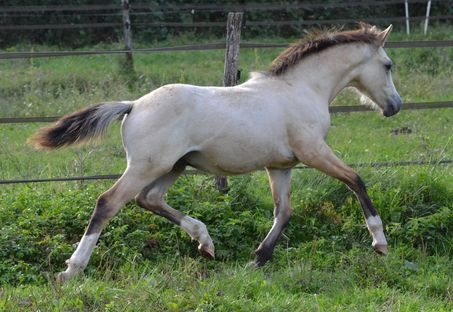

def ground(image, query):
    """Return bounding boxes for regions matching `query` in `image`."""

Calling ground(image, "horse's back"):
[127,82,286,138]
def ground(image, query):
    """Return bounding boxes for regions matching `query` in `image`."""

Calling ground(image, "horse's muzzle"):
[383,95,402,117]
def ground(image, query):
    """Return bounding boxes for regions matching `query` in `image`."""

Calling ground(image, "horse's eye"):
[385,63,393,71]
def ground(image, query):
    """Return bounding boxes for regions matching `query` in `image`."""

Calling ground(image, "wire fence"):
[1,40,452,60]
[1,160,451,185]
[0,1,443,13]
[1,1,452,31]
[1,102,452,124]
[2,15,452,31]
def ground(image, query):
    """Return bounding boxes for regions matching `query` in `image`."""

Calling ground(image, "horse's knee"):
[279,205,291,226]
[274,197,291,224]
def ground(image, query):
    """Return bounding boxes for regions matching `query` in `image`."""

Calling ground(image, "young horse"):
[29,24,402,282]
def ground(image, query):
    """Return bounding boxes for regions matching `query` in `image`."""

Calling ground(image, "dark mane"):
[270,24,381,76]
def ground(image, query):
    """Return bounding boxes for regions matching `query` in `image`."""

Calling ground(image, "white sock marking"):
[180,216,212,246]
[67,233,100,272]
[366,215,387,246]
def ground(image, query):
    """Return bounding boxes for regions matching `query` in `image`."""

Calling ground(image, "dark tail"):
[28,101,133,149]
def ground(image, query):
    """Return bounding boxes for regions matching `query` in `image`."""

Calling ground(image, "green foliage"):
[0,168,451,286]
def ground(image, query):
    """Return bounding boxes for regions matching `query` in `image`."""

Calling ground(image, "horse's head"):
[352,25,402,117]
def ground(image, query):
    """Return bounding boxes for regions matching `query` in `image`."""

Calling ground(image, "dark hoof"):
[373,244,388,256]
[254,249,272,267]
[198,244,215,260]
[253,259,267,268]
[244,260,266,269]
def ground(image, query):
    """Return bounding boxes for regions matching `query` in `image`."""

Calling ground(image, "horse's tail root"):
[28,101,133,149]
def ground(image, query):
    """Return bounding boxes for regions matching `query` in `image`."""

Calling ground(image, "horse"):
[29,24,402,283]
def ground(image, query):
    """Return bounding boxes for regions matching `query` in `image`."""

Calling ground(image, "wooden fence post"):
[121,0,134,70]
[215,12,244,193]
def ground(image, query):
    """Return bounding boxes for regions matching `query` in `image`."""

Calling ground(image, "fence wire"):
[2,15,452,31]
[1,102,451,125]
[0,160,451,185]
[0,1,441,13]
[0,40,452,60]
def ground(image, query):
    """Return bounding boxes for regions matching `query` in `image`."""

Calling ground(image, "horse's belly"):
[182,148,297,175]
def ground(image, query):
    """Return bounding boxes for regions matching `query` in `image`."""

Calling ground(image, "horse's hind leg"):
[135,161,215,259]
[295,141,388,255]
[254,169,292,267]
[57,165,171,283]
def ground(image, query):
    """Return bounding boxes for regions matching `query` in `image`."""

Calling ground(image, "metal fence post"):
[424,0,432,35]
[215,12,244,193]
[404,0,410,35]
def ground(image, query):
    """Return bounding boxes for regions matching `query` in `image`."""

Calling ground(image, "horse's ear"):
[377,25,393,46]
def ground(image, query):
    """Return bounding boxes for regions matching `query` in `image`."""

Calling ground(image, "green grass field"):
[0,27,452,311]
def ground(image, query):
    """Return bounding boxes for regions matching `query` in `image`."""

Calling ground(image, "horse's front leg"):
[254,169,292,267]
[294,141,388,255]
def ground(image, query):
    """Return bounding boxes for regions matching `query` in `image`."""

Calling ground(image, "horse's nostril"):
[383,105,394,117]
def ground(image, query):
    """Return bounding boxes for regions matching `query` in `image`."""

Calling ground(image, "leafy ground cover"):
[0,27,452,310]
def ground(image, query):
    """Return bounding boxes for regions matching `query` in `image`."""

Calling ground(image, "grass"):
[0,26,452,310]
[1,251,451,311]
[0,168,451,310]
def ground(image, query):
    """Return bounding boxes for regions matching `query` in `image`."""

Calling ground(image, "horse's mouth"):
[383,96,402,117]
[383,108,396,117]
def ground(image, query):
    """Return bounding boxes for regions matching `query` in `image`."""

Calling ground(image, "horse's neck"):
[285,44,372,104]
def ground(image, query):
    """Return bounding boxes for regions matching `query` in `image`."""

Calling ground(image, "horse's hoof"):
[250,260,264,268]
[254,248,272,267]
[244,261,259,269]
[198,244,215,260]
[373,244,388,256]
[56,271,71,285]
[253,258,269,268]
